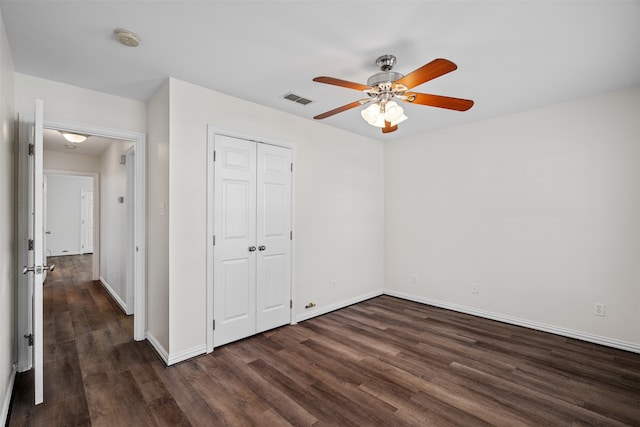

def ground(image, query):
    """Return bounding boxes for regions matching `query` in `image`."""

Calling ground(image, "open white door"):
[21,99,49,405]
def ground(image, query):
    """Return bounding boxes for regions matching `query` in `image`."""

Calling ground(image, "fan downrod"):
[376,54,396,71]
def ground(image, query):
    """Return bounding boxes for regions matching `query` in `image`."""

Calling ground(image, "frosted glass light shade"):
[361,104,380,124]
[390,114,408,126]
[384,101,403,122]
[61,132,88,143]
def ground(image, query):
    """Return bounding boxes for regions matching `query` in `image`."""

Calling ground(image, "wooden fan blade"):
[313,76,370,91]
[394,58,458,90]
[404,93,474,111]
[313,99,370,120]
[382,121,398,133]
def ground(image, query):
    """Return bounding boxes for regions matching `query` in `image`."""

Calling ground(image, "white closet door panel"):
[262,254,287,310]
[213,135,257,347]
[256,144,292,332]
[222,180,251,239]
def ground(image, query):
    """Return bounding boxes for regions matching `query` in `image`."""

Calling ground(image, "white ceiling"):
[43,128,115,156]
[2,1,639,140]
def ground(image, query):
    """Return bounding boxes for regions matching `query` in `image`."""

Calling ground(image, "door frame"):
[80,188,94,254]
[18,117,147,352]
[205,127,296,353]
[125,145,136,315]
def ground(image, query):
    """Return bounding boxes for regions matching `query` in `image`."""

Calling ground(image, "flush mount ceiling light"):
[113,28,140,47]
[60,131,88,144]
[313,54,474,134]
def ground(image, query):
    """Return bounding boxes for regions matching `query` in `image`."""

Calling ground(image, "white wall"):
[146,80,170,351]
[385,87,640,349]
[15,73,146,133]
[162,78,384,358]
[44,150,101,173]
[99,140,133,311]
[45,174,93,256]
[0,8,14,425]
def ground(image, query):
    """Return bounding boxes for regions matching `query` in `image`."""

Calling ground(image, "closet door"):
[213,135,257,347]
[256,144,292,332]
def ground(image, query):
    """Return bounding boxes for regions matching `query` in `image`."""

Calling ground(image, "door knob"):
[248,246,257,252]
[22,264,54,275]
[258,245,266,251]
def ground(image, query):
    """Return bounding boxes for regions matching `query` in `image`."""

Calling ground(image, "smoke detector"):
[113,28,140,47]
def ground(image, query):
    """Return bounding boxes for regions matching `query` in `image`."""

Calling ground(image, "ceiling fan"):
[313,54,474,134]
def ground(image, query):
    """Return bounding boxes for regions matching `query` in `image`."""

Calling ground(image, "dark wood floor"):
[8,255,640,426]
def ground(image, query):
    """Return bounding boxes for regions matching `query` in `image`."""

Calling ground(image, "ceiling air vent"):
[284,93,313,105]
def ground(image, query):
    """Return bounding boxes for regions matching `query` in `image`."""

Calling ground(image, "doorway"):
[42,120,145,339]
[17,117,147,374]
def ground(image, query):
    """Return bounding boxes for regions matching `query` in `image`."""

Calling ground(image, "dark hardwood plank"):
[8,254,640,426]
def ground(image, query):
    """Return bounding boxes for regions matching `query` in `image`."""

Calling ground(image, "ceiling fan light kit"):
[313,54,474,134]
[360,101,407,128]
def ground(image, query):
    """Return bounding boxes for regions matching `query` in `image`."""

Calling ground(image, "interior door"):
[21,99,47,404]
[256,143,292,332]
[213,135,258,347]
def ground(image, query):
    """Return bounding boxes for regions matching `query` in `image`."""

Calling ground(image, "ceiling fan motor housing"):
[367,71,405,88]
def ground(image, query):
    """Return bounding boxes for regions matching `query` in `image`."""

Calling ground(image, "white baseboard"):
[296,289,384,323]
[145,332,206,366]
[51,251,82,256]
[99,276,127,314]
[145,331,169,365]
[1,364,17,426]
[384,290,640,354]
[167,345,207,366]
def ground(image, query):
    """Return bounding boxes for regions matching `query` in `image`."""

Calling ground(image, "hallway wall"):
[100,139,134,312]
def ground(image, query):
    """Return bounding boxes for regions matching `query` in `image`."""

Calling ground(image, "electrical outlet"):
[472,283,479,294]
[594,303,605,317]
[412,274,418,284]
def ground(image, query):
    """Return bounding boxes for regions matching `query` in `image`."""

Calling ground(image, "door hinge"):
[28,239,34,251]
[24,334,33,346]
[212,319,216,330]
[213,235,216,246]
[28,143,34,156]
[290,300,292,309]
[213,150,216,162]
[290,162,293,172]
[290,230,293,241]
